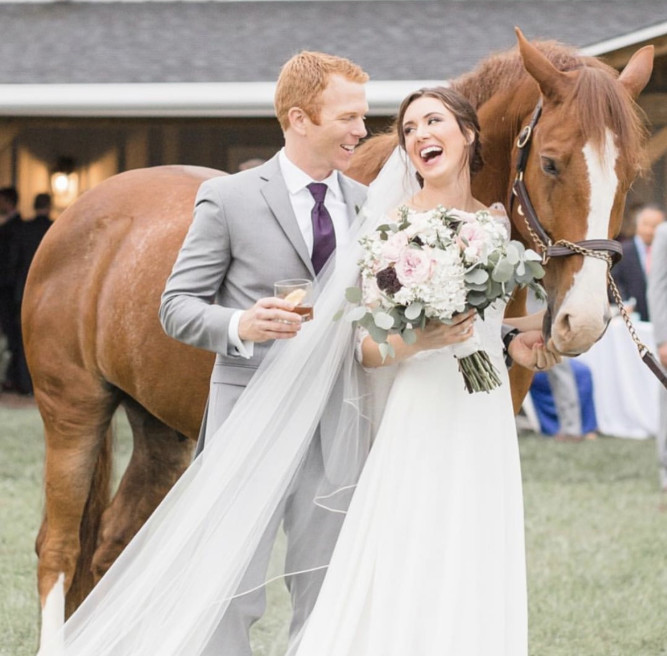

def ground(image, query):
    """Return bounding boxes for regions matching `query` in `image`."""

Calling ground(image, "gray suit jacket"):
[159,153,367,425]
[648,222,667,347]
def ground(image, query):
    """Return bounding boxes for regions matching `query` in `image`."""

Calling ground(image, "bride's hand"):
[507,330,562,371]
[414,310,477,352]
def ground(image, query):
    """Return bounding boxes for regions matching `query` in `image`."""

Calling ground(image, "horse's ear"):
[515,27,570,103]
[617,45,654,100]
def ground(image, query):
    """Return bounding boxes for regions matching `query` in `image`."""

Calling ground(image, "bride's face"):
[401,96,472,185]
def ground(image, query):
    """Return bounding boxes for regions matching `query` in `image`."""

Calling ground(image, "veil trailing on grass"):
[47,148,419,656]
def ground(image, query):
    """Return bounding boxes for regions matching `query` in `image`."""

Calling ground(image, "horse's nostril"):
[557,312,572,335]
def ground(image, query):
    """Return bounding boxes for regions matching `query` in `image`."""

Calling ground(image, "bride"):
[50,87,557,655]
[288,86,547,655]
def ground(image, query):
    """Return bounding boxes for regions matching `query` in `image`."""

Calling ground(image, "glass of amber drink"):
[274,279,314,322]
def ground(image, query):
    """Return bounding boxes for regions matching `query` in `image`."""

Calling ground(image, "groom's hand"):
[508,330,561,371]
[238,297,303,342]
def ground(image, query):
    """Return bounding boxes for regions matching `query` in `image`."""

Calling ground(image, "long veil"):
[48,147,419,656]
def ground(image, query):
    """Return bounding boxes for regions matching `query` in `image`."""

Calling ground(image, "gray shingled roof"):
[0,1,665,84]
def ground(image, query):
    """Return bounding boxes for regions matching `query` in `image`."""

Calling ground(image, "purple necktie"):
[307,182,336,274]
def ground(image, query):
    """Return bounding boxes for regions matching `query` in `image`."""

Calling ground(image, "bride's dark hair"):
[396,86,483,186]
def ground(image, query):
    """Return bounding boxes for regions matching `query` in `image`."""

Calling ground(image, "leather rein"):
[509,100,667,390]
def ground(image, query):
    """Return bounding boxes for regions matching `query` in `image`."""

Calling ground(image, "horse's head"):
[513,28,653,355]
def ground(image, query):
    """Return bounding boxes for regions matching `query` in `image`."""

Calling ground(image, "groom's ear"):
[287,107,309,135]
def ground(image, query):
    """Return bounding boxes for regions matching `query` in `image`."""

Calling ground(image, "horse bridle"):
[509,100,667,389]
[509,100,623,266]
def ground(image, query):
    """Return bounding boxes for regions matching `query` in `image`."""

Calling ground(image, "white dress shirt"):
[633,235,650,274]
[228,149,351,357]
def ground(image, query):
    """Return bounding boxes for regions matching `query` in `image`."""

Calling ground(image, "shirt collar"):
[278,148,342,200]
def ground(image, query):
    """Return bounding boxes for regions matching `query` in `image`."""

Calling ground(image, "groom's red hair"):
[274,51,369,132]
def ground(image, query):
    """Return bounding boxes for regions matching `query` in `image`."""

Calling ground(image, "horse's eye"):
[541,156,559,177]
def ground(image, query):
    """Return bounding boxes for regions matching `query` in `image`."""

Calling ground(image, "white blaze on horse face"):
[554,128,618,353]
[37,572,66,656]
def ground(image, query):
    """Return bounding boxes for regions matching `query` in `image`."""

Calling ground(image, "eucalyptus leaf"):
[527,261,545,278]
[404,302,423,321]
[345,286,362,303]
[346,306,369,322]
[374,311,395,330]
[467,291,488,307]
[532,283,547,300]
[401,328,417,345]
[515,271,533,285]
[505,243,520,265]
[390,307,403,324]
[492,258,514,283]
[368,323,389,344]
[378,341,395,362]
[465,268,489,284]
[487,280,503,298]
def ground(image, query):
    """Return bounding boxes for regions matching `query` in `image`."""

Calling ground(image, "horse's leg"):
[91,397,194,583]
[509,366,535,415]
[35,380,118,651]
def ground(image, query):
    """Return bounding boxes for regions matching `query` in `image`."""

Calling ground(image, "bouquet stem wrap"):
[450,331,502,393]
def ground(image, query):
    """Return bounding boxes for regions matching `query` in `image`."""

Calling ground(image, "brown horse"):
[29,30,653,648]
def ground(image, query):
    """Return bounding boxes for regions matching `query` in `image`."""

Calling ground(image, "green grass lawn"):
[2,404,667,655]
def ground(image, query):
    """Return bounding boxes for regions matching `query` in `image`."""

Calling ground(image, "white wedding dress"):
[292,300,527,655]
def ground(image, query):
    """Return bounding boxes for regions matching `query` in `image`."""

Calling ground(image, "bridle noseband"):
[508,100,623,267]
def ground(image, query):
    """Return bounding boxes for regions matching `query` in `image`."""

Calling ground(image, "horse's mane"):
[451,41,582,108]
[453,41,649,173]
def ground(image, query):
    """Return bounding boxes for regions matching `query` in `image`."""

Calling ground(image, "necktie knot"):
[307,182,328,204]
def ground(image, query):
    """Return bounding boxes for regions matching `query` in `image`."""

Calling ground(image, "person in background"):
[0,187,22,393]
[11,192,53,394]
[647,218,667,492]
[612,203,666,321]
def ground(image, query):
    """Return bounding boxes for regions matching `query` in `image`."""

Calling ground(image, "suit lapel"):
[260,157,316,277]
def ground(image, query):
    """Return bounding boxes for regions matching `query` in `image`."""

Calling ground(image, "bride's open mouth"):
[420,145,443,164]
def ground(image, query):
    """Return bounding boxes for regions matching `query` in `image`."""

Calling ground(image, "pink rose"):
[381,231,409,262]
[395,248,433,285]
[459,223,488,259]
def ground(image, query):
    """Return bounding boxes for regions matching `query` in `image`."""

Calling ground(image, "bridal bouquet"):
[344,205,545,393]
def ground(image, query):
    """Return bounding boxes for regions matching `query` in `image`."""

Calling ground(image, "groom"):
[159,51,370,655]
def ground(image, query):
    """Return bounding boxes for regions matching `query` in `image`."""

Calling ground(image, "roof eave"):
[0,80,446,118]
